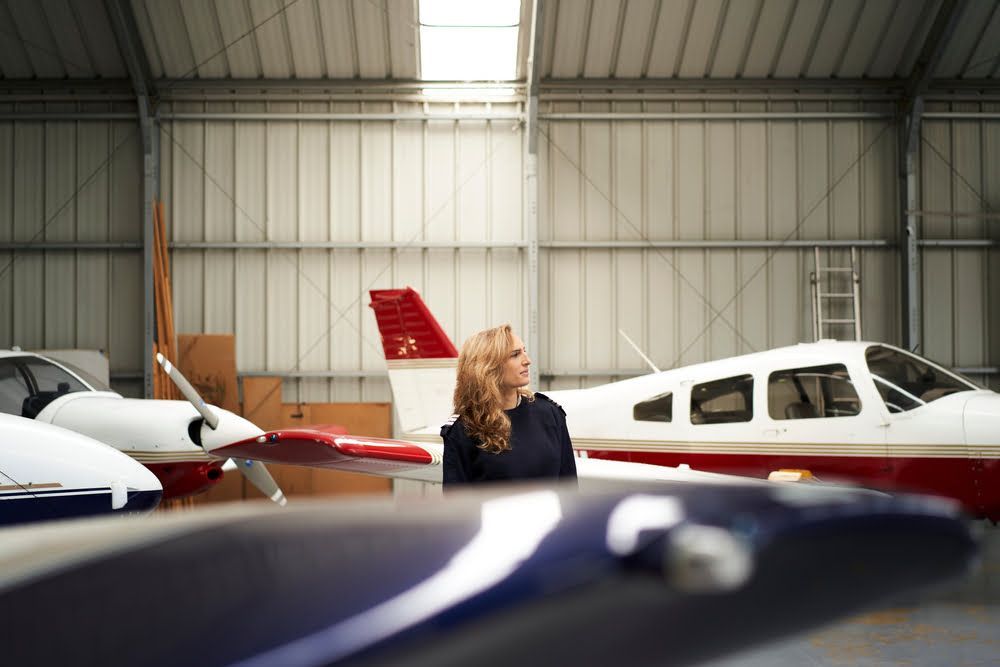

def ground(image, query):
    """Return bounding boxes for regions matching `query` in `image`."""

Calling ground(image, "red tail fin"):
[369,288,458,360]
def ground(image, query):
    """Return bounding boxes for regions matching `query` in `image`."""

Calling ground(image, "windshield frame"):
[864,344,979,413]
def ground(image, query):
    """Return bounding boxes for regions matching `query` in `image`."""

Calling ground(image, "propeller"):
[156,353,287,506]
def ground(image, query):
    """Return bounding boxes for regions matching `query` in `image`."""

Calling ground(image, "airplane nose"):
[117,466,163,513]
[122,487,163,513]
[963,393,1000,520]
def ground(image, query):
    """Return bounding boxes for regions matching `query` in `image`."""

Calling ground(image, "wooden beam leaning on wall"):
[152,199,180,400]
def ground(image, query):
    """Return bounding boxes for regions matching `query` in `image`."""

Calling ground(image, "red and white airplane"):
[0,349,286,503]
[358,287,999,520]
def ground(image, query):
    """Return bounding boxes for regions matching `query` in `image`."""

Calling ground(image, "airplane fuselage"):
[370,288,1000,520]
[546,342,1000,520]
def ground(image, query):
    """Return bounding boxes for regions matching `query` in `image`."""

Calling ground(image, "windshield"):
[0,356,90,419]
[865,346,977,413]
[55,359,112,391]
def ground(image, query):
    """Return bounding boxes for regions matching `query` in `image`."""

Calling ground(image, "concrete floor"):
[704,521,1000,667]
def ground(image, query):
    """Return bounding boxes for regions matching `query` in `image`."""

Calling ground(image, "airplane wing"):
[0,481,976,667]
[213,427,444,483]
[214,425,889,494]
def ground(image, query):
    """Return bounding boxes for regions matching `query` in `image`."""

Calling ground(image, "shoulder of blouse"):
[532,392,566,416]
[440,413,461,439]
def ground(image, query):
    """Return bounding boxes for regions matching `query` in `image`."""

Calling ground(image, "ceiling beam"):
[103,0,157,104]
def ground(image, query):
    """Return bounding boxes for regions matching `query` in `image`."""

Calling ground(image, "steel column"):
[524,0,543,389]
[105,0,159,397]
[898,0,966,353]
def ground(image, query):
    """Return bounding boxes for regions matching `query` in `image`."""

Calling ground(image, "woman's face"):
[501,333,531,391]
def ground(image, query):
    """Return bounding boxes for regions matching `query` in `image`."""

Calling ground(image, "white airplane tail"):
[369,288,459,435]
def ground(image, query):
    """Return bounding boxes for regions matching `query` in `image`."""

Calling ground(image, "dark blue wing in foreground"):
[0,482,976,667]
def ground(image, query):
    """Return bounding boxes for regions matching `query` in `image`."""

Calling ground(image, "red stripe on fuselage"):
[144,461,225,500]
[585,450,999,521]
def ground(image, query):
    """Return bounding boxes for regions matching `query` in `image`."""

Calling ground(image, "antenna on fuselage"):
[618,329,660,374]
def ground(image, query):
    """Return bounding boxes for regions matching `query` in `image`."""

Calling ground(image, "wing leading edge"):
[214,427,442,483]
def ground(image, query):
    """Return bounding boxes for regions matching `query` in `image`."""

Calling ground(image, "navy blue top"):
[441,393,578,486]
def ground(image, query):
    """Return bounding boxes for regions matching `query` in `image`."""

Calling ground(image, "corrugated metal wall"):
[921,103,1000,390]
[159,101,525,403]
[0,112,144,394]
[538,100,905,389]
[1,102,995,396]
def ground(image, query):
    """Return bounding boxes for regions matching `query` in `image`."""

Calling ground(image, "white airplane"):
[0,412,161,525]
[0,349,285,504]
[355,287,999,521]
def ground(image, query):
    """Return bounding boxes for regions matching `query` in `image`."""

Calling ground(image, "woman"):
[441,324,577,486]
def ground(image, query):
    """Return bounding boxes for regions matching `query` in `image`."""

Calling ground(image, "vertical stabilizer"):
[369,289,458,434]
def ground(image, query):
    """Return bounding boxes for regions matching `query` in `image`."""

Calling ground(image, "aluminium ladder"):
[810,247,862,341]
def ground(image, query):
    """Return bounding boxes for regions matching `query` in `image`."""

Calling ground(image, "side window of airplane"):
[768,364,861,420]
[633,392,672,422]
[0,359,32,417]
[19,358,88,419]
[690,375,753,424]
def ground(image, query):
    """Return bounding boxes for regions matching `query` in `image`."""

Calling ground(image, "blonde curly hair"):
[453,324,534,454]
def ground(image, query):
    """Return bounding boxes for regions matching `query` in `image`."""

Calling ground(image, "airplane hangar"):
[0,1,997,666]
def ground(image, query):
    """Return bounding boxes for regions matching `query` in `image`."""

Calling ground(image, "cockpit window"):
[633,392,672,422]
[0,360,31,416]
[691,374,753,424]
[55,360,110,391]
[0,356,89,419]
[865,346,976,413]
[768,364,860,420]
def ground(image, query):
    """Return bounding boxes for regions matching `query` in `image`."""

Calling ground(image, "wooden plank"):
[157,201,178,376]
[177,334,240,413]
[309,402,392,437]
[241,376,283,430]
[158,200,181,400]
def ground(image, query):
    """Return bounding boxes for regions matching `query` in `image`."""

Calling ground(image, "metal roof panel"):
[549,0,590,78]
[645,0,694,78]
[677,0,725,77]
[613,0,658,78]
[583,0,621,78]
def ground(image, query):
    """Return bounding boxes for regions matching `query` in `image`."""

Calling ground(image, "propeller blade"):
[155,353,219,430]
[234,458,287,506]
[156,353,288,507]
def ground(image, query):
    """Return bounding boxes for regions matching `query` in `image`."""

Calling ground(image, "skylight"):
[418,0,520,85]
